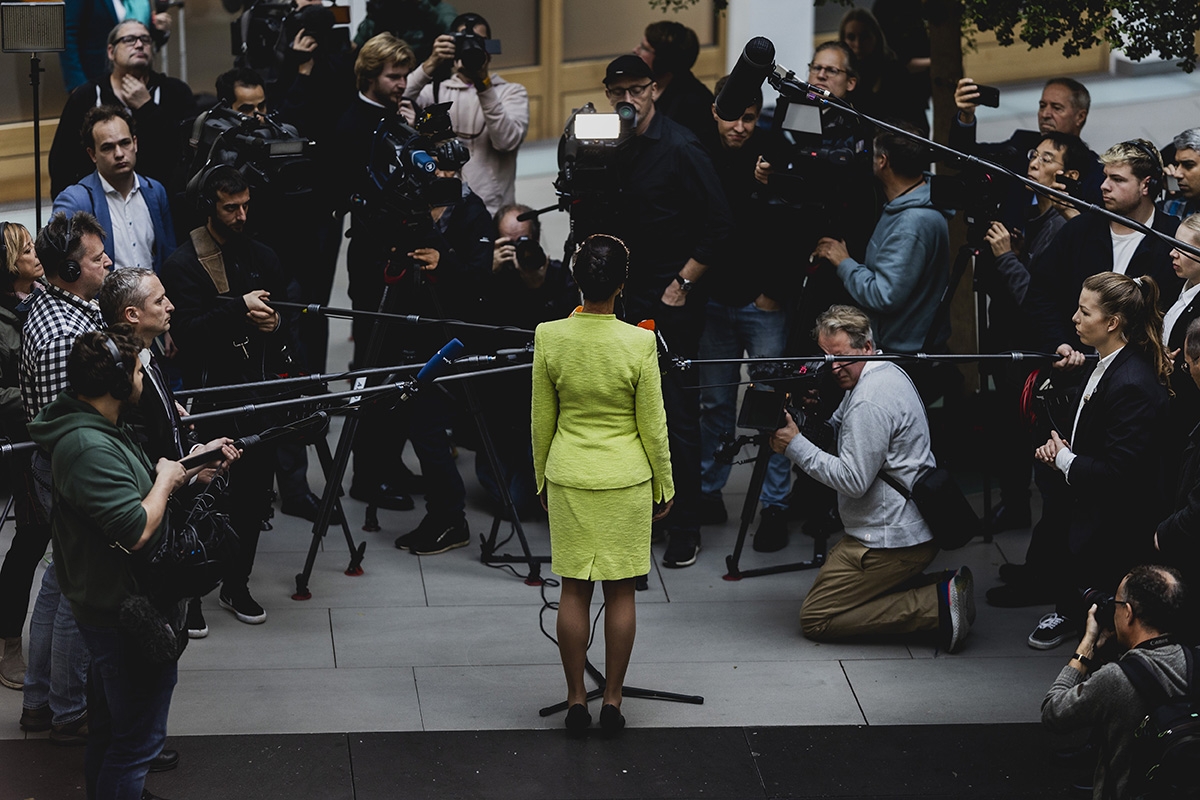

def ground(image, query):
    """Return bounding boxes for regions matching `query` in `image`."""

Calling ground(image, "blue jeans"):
[699,300,792,508]
[77,622,177,800]
[23,560,89,725]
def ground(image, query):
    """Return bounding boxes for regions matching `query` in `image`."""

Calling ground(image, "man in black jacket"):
[160,166,287,626]
[49,20,193,200]
[634,21,714,146]
[600,54,733,568]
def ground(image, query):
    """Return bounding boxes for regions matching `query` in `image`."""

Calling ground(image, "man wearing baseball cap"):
[592,53,733,569]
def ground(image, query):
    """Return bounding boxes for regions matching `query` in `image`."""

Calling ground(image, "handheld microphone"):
[715,37,776,121]
[416,339,465,383]
[497,343,535,358]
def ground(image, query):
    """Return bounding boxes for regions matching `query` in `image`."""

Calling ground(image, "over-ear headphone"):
[102,335,133,401]
[47,217,82,283]
[1124,139,1165,197]
[186,162,223,216]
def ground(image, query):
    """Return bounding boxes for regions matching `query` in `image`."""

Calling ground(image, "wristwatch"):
[674,274,695,293]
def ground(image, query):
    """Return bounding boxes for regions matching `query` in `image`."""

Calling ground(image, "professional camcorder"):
[187,104,316,202]
[930,166,1005,245]
[351,105,469,231]
[553,101,636,223]
[232,0,348,71]
[712,360,833,464]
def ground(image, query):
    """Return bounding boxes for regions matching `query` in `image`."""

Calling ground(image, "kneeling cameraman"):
[770,305,975,652]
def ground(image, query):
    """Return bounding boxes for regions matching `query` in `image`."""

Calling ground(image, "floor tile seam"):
[839,660,870,726]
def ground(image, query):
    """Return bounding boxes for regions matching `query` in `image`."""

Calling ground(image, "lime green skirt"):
[546,478,652,581]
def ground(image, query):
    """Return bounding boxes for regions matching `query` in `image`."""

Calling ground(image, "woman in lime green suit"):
[532,234,674,735]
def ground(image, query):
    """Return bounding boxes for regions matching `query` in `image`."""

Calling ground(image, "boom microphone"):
[715,37,776,121]
[416,339,466,383]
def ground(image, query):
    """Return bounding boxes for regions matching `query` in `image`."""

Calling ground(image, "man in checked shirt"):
[16,210,109,744]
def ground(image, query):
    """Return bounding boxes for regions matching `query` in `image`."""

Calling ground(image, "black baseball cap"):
[604,54,655,85]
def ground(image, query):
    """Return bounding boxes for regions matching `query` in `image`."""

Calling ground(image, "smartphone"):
[1056,174,1080,196]
[974,84,1001,108]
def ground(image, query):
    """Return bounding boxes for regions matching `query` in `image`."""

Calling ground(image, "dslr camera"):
[513,237,546,271]
[1081,587,1119,630]
[453,29,501,72]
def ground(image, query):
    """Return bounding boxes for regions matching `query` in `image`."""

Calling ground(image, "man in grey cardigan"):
[771,305,975,652]
[1042,564,1190,800]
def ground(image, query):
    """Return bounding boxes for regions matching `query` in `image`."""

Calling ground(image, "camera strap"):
[189,226,230,294]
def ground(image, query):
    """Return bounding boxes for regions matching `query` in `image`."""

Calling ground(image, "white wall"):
[725,0,815,108]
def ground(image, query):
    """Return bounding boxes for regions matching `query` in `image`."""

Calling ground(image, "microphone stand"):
[763,63,1200,260]
[261,299,535,336]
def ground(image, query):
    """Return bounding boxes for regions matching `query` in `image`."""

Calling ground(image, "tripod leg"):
[723,437,773,580]
[295,409,362,598]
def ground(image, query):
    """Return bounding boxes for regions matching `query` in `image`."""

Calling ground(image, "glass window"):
[563,0,714,63]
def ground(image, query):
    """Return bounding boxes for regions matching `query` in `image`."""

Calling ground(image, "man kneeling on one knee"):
[770,305,976,652]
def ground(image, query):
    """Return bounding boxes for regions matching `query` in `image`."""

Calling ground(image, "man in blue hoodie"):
[811,124,951,355]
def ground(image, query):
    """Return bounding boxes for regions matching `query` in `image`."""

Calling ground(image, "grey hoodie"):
[836,180,954,352]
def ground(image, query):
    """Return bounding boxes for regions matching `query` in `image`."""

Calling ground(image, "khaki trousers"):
[800,536,941,641]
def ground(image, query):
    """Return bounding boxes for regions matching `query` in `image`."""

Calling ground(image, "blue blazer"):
[52,171,176,273]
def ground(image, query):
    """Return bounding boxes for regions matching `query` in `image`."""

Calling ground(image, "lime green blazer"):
[531,312,674,502]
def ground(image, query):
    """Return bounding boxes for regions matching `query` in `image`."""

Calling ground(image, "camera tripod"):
[721,431,827,580]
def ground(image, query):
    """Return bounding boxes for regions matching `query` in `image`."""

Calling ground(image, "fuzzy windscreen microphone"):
[119,595,187,664]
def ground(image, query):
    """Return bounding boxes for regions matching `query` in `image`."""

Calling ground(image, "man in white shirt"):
[52,105,175,272]
[404,12,529,216]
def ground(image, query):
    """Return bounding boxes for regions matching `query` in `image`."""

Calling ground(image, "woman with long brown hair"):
[1029,272,1171,650]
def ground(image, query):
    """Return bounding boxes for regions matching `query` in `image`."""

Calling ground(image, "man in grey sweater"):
[1042,564,1190,800]
[771,305,975,652]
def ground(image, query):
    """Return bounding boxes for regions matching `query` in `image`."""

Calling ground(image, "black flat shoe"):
[565,703,591,736]
[599,703,625,736]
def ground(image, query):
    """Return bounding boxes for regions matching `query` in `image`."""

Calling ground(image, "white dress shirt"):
[1163,281,1200,346]
[100,173,155,270]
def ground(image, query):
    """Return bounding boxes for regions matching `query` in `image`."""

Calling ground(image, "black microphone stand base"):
[538,658,704,718]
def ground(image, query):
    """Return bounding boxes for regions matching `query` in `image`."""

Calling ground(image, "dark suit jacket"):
[1157,419,1200,577]
[1065,346,1170,586]
[1165,290,1200,478]
[51,171,176,272]
[1022,210,1183,351]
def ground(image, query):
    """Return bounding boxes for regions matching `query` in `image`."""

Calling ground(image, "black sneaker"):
[395,514,440,551]
[752,506,789,552]
[1028,612,1075,650]
[408,515,470,555]
[219,588,267,625]
[186,597,208,639]
[696,493,727,525]
[662,530,700,568]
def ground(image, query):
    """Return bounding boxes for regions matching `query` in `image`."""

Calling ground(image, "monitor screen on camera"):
[574,114,623,141]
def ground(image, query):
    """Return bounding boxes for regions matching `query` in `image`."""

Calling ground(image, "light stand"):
[1,2,66,231]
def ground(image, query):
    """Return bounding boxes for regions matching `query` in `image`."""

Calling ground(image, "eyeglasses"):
[808,63,847,78]
[114,34,153,47]
[1027,149,1063,167]
[605,82,652,100]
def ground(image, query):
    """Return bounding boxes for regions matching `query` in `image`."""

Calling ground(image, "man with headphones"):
[17,210,109,745]
[27,328,237,800]
[161,165,289,627]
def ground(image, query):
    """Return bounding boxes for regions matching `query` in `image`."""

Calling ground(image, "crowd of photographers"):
[0,2,1199,796]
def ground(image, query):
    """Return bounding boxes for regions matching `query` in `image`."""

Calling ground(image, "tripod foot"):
[345,542,367,576]
[292,573,312,601]
[363,505,380,533]
[723,554,742,581]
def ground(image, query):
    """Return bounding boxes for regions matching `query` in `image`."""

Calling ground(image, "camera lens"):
[514,237,545,270]
[1080,587,1116,630]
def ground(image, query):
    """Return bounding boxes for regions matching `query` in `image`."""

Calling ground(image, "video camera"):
[187,104,316,203]
[929,166,1005,246]
[554,102,636,219]
[712,360,833,464]
[232,0,348,72]
[350,104,469,232]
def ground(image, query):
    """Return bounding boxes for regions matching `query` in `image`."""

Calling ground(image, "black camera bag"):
[879,466,980,551]
[1119,645,1200,800]
[141,471,239,603]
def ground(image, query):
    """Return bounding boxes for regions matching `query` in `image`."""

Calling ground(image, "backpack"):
[1118,645,1200,800]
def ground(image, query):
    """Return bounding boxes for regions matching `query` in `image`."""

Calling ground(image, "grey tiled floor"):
[2,65,1198,740]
